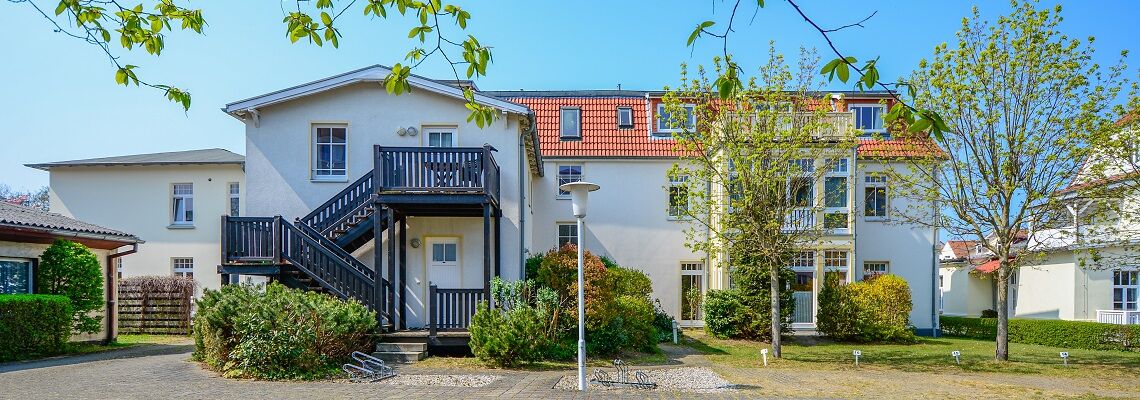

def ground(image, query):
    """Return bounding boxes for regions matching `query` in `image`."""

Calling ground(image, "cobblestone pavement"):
[1,343,1137,399]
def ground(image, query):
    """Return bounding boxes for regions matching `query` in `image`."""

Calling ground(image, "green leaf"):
[820,58,842,75]
[757,0,764,6]
[836,63,850,83]
[54,1,67,16]
[320,11,332,26]
[909,117,932,133]
[687,21,714,47]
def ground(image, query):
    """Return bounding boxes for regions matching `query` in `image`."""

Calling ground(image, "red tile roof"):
[945,240,977,259]
[974,256,1015,274]
[857,138,946,159]
[507,96,684,158]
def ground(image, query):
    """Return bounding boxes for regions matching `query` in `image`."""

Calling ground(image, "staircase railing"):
[428,284,485,336]
[300,170,375,238]
[221,216,279,263]
[281,218,385,315]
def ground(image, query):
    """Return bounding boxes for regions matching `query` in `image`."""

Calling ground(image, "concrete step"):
[375,342,427,353]
[371,350,426,363]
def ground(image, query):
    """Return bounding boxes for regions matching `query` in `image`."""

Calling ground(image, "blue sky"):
[2,1,1137,191]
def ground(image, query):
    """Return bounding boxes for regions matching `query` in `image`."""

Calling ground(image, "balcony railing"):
[374,146,500,204]
[1096,309,1140,325]
[742,111,854,139]
[783,208,815,232]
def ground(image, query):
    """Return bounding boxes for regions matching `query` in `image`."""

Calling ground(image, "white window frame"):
[312,124,348,181]
[655,103,696,136]
[171,183,194,226]
[863,261,889,281]
[824,250,850,284]
[560,107,581,139]
[115,258,124,280]
[617,106,634,129]
[0,257,34,294]
[823,158,850,234]
[172,257,194,278]
[228,182,240,217]
[864,174,890,221]
[557,164,583,198]
[429,238,459,267]
[1113,269,1139,311]
[849,104,887,136]
[557,222,578,249]
[425,126,458,148]
[680,261,705,325]
[668,175,690,219]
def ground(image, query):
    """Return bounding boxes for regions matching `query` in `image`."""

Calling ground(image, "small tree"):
[892,1,1128,360]
[37,239,105,334]
[667,47,855,357]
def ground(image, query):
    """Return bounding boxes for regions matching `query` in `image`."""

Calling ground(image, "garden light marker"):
[853,350,861,367]
[951,350,961,365]
[1060,352,1069,366]
[760,348,768,366]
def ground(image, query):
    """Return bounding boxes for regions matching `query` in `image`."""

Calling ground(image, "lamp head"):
[559,181,600,218]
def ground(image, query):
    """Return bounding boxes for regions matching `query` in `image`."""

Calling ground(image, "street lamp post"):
[559,181,600,392]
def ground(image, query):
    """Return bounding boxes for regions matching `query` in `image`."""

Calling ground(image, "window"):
[557,165,582,198]
[0,257,33,294]
[560,107,581,139]
[426,128,456,147]
[115,258,124,280]
[668,176,689,218]
[824,250,849,283]
[790,177,813,207]
[828,158,849,174]
[617,107,633,129]
[557,223,577,248]
[824,158,850,232]
[789,158,815,174]
[172,257,194,278]
[864,175,889,219]
[1113,270,1138,311]
[788,251,815,324]
[228,182,240,217]
[849,104,886,136]
[313,125,347,179]
[431,241,458,265]
[824,177,848,208]
[171,183,193,225]
[681,262,705,323]
[788,251,815,270]
[863,262,889,281]
[655,103,696,134]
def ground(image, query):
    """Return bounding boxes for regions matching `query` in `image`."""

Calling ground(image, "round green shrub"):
[703,289,748,339]
[192,283,375,380]
[816,274,916,343]
[469,302,546,367]
[0,294,73,361]
[36,239,104,334]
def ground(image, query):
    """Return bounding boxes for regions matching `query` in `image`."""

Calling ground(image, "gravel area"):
[554,367,737,393]
[375,374,500,387]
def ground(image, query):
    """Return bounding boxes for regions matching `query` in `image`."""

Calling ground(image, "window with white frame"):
[863,261,888,281]
[557,165,582,198]
[115,258,124,280]
[431,240,458,265]
[171,183,193,225]
[1113,270,1138,311]
[228,182,240,217]
[313,124,347,179]
[617,107,633,129]
[824,250,849,284]
[426,127,456,147]
[823,158,850,232]
[0,257,33,294]
[668,175,689,218]
[849,104,886,136]
[560,107,581,139]
[557,223,577,248]
[864,175,889,219]
[172,257,194,278]
[655,103,696,135]
[680,262,705,322]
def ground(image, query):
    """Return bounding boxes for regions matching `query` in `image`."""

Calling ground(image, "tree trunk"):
[995,268,1010,361]
[770,263,782,358]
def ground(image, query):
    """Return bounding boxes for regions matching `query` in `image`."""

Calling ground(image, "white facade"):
[41,163,244,293]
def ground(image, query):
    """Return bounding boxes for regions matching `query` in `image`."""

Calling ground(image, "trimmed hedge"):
[940,316,1140,352]
[0,294,74,361]
[816,274,916,343]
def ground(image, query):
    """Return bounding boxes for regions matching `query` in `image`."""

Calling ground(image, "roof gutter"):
[0,223,143,245]
[105,244,138,344]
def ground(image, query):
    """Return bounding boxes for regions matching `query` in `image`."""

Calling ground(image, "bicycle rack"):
[342,351,397,383]
[589,359,657,389]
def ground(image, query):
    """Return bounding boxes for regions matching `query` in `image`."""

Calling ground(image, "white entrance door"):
[426,237,461,288]
[680,262,705,327]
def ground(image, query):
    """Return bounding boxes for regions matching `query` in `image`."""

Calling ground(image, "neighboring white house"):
[27,149,245,293]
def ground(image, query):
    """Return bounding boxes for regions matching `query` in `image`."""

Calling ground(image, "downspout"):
[105,243,138,344]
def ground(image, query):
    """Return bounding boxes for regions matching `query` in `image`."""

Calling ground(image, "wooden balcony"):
[374,146,501,211]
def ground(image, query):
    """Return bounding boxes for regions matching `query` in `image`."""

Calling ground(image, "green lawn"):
[681,329,1140,379]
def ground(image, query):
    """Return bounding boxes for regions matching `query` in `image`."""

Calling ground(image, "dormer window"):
[617,107,633,129]
[655,103,696,136]
[560,107,581,140]
[849,104,886,137]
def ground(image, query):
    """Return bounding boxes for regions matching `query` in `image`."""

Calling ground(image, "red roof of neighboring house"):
[945,240,977,259]
[974,256,1016,274]
[857,138,946,159]
[506,96,685,158]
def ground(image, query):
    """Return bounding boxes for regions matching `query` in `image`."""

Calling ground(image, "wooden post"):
[386,207,397,330]
[398,212,408,331]
[373,204,385,329]
[494,208,501,280]
[220,215,228,264]
[271,216,282,265]
[429,283,438,337]
[483,203,491,304]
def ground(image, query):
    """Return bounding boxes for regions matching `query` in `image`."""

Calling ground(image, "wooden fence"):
[118,276,195,335]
